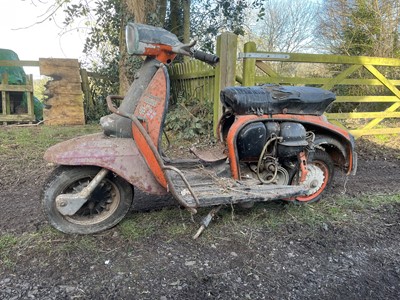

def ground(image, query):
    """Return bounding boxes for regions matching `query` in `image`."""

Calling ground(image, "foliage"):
[318,0,400,57]
[191,0,264,51]
[33,77,51,102]
[165,93,213,140]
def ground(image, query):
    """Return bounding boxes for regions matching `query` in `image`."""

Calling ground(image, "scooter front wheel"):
[42,166,133,234]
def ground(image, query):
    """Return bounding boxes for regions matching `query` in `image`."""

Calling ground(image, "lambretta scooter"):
[42,23,357,238]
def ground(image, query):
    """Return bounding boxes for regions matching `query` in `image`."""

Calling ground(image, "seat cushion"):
[220,85,335,116]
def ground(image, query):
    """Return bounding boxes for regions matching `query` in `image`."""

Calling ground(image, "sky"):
[0,0,87,77]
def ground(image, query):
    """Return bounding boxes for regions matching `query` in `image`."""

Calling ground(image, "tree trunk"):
[183,0,190,44]
[170,0,180,36]
[119,0,168,94]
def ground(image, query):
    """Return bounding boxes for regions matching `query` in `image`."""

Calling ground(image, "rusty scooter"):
[42,23,357,238]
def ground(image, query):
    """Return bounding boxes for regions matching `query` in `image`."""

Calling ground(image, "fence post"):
[242,42,256,86]
[26,74,34,118]
[213,32,238,135]
[1,73,8,115]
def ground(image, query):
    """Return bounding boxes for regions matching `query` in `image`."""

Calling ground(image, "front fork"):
[56,168,109,216]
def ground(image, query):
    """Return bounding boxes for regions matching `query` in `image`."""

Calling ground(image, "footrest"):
[164,164,308,208]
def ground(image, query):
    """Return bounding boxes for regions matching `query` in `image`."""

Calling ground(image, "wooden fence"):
[170,36,400,138]
[169,60,216,103]
[0,60,39,124]
[0,72,35,123]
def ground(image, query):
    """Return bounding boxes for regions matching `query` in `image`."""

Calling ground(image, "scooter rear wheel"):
[42,166,133,234]
[291,150,334,204]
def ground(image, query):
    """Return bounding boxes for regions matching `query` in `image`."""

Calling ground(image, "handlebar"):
[192,50,219,66]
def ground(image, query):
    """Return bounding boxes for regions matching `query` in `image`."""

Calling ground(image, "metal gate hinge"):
[238,53,290,60]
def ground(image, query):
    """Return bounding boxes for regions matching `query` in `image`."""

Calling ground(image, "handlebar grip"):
[192,50,219,65]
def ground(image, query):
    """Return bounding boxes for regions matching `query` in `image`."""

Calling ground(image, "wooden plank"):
[1,74,8,115]
[255,61,278,77]
[242,42,257,86]
[326,112,400,119]
[255,76,400,86]
[43,105,85,125]
[26,75,34,117]
[0,84,34,92]
[40,66,81,82]
[250,51,400,66]
[335,96,400,103]
[80,68,93,109]
[1,91,6,115]
[0,60,40,67]
[46,95,83,106]
[322,64,362,90]
[0,114,35,122]
[44,81,83,95]
[349,127,400,137]
[39,58,80,68]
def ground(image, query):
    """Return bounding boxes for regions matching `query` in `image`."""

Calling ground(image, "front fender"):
[44,133,167,195]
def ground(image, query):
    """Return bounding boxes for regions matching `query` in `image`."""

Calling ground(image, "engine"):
[237,121,311,184]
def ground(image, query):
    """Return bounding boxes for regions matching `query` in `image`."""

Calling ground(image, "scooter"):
[42,23,357,238]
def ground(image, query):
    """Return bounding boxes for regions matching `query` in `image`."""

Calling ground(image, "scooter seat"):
[220,85,335,116]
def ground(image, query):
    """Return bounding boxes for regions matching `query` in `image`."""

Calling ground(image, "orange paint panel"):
[132,125,167,187]
[134,67,167,147]
[143,44,176,64]
[132,67,169,187]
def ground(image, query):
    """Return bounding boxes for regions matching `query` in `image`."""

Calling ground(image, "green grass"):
[0,234,19,268]
[0,124,100,153]
[118,208,192,240]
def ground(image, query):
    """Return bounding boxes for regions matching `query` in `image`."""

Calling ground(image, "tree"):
[317,0,400,57]
[249,0,320,53]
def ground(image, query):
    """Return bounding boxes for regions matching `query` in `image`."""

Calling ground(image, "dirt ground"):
[0,130,400,299]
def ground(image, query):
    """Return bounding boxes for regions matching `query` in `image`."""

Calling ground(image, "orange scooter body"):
[222,114,356,180]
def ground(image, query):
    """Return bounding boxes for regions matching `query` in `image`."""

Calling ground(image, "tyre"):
[291,150,334,204]
[42,166,133,234]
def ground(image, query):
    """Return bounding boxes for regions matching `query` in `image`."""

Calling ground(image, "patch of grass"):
[205,193,400,238]
[0,125,101,165]
[0,234,19,268]
[374,134,392,143]
[119,208,194,240]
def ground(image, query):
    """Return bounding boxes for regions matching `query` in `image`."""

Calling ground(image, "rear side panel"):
[225,114,356,180]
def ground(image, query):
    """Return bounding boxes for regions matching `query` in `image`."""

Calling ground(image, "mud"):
[0,133,399,299]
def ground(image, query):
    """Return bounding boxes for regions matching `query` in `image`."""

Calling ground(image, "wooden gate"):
[240,42,400,137]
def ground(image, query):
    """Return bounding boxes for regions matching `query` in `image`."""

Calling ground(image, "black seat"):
[220,85,335,116]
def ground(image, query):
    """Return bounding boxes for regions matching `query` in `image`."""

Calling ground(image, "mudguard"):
[44,133,167,195]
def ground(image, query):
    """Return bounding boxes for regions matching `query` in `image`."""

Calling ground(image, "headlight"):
[125,23,140,55]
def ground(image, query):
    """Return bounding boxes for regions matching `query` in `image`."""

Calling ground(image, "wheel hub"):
[302,164,325,195]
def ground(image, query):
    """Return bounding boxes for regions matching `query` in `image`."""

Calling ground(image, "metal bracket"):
[55,168,109,216]
[238,53,290,60]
